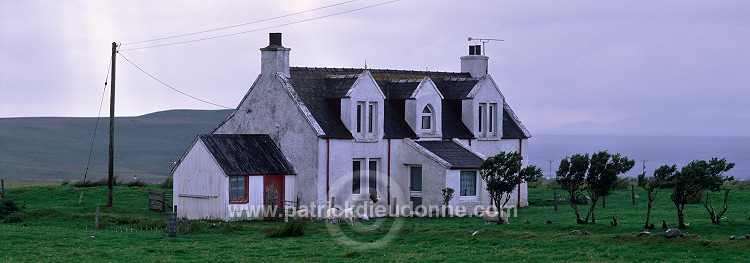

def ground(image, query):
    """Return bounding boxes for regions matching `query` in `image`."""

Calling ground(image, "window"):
[410,166,422,191]
[410,166,423,213]
[356,102,364,133]
[352,160,361,194]
[460,170,477,196]
[229,175,248,203]
[421,105,433,131]
[488,103,495,135]
[355,101,377,138]
[478,103,485,134]
[368,160,378,192]
[368,103,374,133]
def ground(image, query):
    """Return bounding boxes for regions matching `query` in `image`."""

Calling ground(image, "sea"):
[527,134,750,181]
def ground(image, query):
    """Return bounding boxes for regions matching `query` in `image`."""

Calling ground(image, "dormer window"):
[421,105,434,132]
[478,103,498,137]
[355,101,378,139]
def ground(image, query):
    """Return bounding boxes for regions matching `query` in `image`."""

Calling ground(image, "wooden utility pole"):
[107,42,116,207]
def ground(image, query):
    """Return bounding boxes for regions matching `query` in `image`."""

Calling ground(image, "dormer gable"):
[404,77,443,138]
[461,75,505,139]
[340,70,385,141]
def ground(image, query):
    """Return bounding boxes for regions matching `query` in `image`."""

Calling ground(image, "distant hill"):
[0,109,233,183]
[532,114,750,137]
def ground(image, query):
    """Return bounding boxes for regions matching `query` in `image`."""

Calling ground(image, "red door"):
[263,174,285,219]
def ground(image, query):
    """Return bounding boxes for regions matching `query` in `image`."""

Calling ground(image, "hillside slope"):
[0,109,233,182]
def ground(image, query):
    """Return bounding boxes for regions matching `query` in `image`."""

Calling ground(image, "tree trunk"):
[676,203,686,228]
[644,192,654,228]
[568,193,583,224]
[585,196,599,224]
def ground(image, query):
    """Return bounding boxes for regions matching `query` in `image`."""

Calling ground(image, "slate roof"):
[287,67,528,140]
[416,140,484,169]
[199,134,295,176]
[442,99,475,139]
[502,110,526,139]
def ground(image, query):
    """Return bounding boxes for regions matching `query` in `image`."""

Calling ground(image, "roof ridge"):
[290,66,466,75]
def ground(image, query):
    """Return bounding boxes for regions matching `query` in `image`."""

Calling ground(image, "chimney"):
[260,33,291,77]
[460,44,488,78]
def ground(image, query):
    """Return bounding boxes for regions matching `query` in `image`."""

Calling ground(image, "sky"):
[2,0,750,136]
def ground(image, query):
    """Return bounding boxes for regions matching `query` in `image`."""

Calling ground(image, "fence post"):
[94,205,99,237]
[631,185,636,205]
[553,191,558,211]
[1,179,5,199]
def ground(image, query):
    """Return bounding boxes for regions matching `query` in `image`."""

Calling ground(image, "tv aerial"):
[468,37,503,55]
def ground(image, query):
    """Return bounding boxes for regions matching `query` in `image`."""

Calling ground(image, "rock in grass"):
[657,228,683,238]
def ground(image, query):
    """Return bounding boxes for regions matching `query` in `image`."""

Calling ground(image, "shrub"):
[60,179,70,185]
[160,177,173,189]
[527,179,545,189]
[178,219,208,235]
[613,177,636,190]
[124,180,147,187]
[3,211,27,223]
[545,179,561,190]
[0,198,20,218]
[265,220,308,238]
[73,176,125,188]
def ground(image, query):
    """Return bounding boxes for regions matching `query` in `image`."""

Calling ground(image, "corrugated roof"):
[199,134,295,175]
[416,140,484,169]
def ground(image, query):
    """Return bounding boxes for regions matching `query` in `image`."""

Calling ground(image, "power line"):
[119,0,401,51]
[122,0,361,45]
[118,52,234,109]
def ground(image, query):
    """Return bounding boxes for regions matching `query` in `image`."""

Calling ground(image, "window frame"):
[478,103,485,135]
[488,103,495,135]
[356,102,364,134]
[229,175,249,204]
[420,105,433,132]
[352,160,362,194]
[459,170,477,197]
[368,159,378,193]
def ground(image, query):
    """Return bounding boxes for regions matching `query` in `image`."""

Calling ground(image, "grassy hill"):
[0,109,233,183]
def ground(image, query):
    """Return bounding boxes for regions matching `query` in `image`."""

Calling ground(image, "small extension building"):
[172,33,532,220]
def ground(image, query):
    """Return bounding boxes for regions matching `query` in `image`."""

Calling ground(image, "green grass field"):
[1,184,749,262]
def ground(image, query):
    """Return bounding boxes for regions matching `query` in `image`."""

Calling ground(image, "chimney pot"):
[269,33,282,46]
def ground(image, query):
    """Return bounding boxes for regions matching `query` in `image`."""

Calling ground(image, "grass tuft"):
[265,220,309,238]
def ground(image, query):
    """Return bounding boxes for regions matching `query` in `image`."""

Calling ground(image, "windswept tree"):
[480,151,543,215]
[670,158,734,228]
[583,151,635,224]
[556,154,590,224]
[638,164,676,229]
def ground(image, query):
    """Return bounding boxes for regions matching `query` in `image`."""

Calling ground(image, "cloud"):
[2,0,750,136]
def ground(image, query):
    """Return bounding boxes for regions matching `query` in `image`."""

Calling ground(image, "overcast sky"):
[2,0,749,136]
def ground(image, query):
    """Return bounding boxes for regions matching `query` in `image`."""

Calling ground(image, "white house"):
[172,33,532,220]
